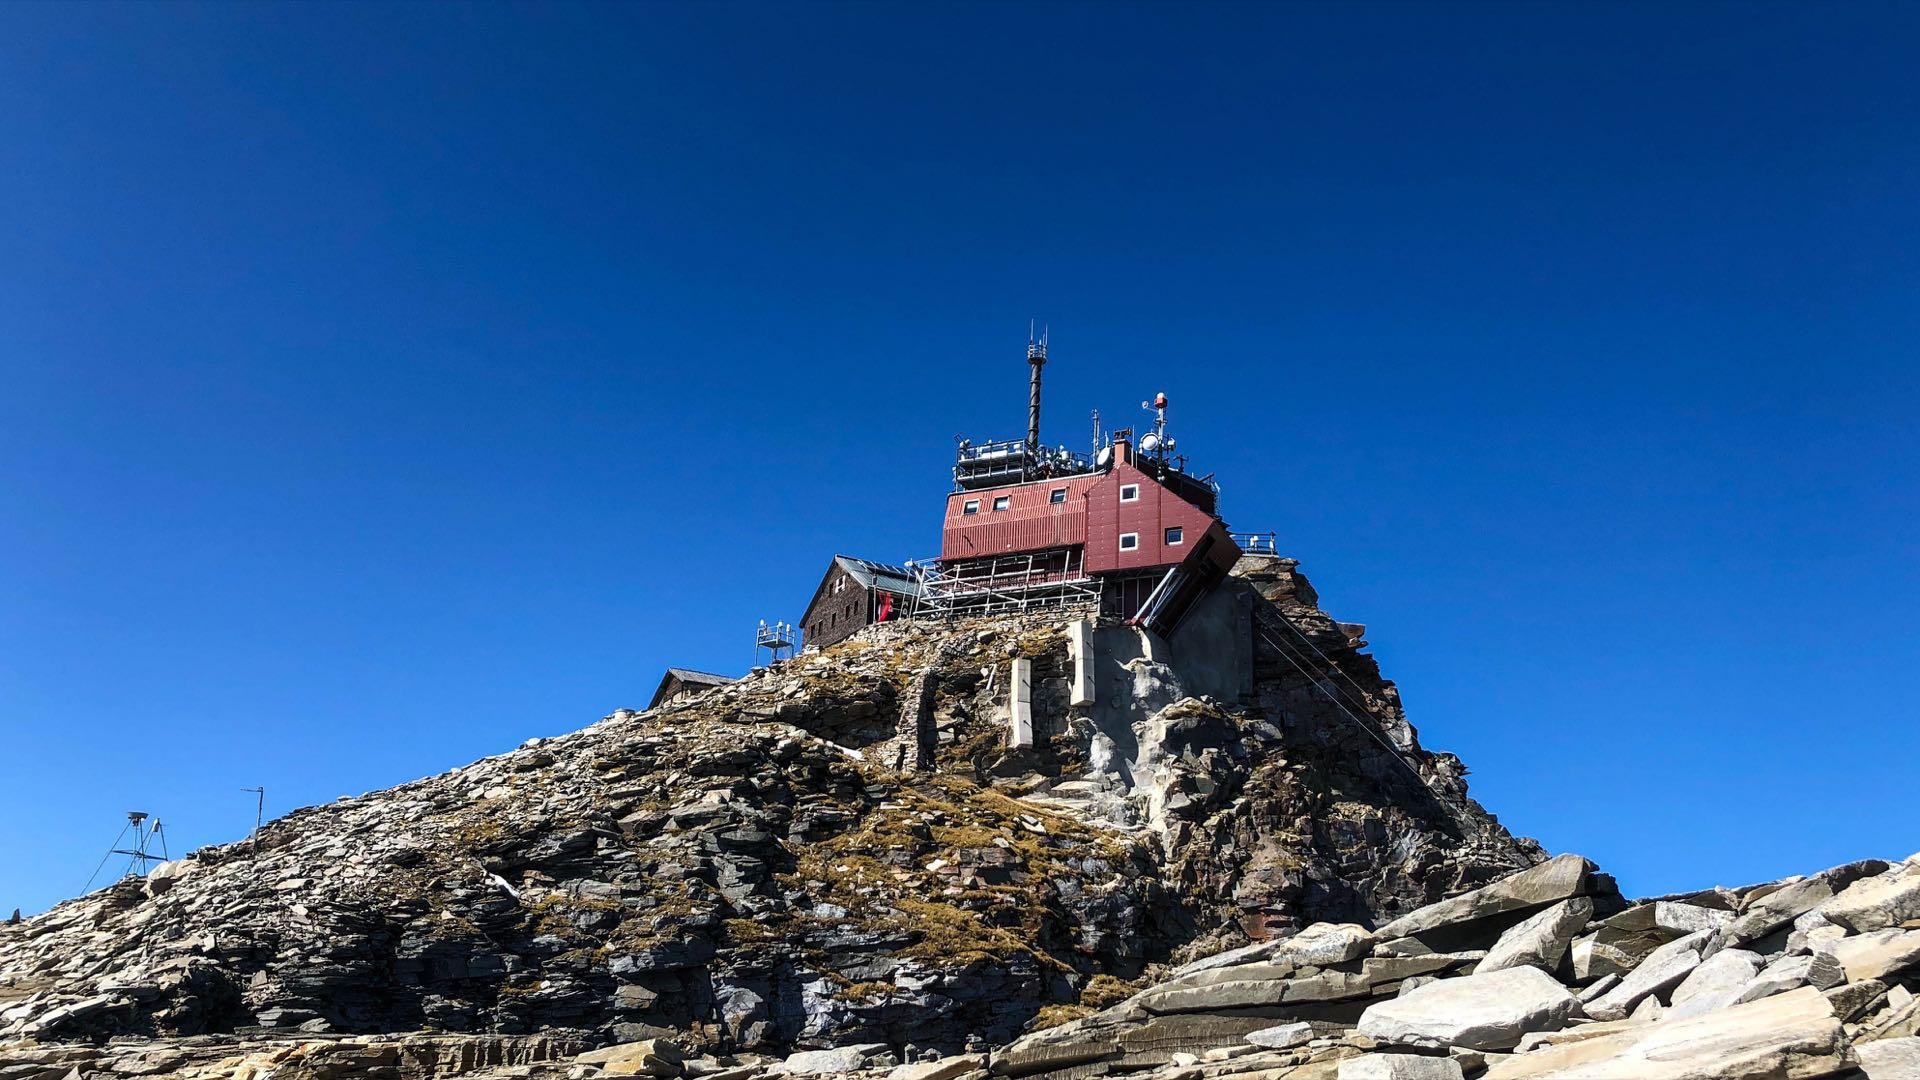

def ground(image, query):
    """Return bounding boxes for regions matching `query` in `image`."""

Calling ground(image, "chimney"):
[1026,329,1046,455]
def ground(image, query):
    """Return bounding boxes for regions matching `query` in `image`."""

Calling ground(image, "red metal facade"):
[938,440,1240,588]
[1083,460,1220,574]
[939,474,1104,561]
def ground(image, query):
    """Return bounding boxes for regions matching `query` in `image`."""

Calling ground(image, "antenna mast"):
[243,786,265,858]
[1026,323,1047,457]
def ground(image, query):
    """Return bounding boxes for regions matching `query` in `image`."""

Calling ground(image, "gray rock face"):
[1357,966,1578,1051]
[1653,900,1733,935]
[1583,931,1708,1021]
[1824,872,1920,934]
[1479,898,1592,974]
[1724,860,1890,945]
[1665,947,1763,1020]
[776,1044,894,1075]
[1243,1021,1315,1050]
[1275,922,1375,966]
[1374,854,1606,948]
[1855,1036,1920,1080]
[1339,1054,1465,1080]
[1829,928,1920,983]
[1482,986,1844,1080]
[15,845,1920,1080]
[1735,954,1816,1005]
[888,1054,987,1080]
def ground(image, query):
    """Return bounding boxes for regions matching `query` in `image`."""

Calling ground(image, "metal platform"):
[911,549,1101,619]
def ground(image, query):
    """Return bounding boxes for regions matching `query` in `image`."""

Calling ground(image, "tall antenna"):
[1026,323,1047,455]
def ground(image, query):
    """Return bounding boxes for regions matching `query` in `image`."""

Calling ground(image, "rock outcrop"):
[966,850,1920,1080]
[0,559,1538,1063]
[8,851,1917,1080]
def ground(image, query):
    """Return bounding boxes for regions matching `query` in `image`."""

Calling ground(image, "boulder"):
[1824,979,1891,1023]
[889,1054,987,1080]
[1665,947,1763,1020]
[1724,860,1890,944]
[1571,925,1666,980]
[1821,872,1920,934]
[576,1039,686,1078]
[143,860,195,898]
[1827,928,1920,983]
[1276,923,1375,966]
[1339,1054,1465,1080]
[1357,965,1578,1051]
[778,1045,894,1075]
[1482,986,1843,1080]
[1138,977,1289,1014]
[1583,931,1708,1022]
[1374,855,1599,947]
[1244,1022,1316,1050]
[1734,954,1814,1004]
[1855,1037,1920,1080]
[1652,901,1732,935]
[988,1038,1121,1077]
[1480,898,1592,974]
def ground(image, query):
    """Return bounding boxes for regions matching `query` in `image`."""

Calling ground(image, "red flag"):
[877,592,895,621]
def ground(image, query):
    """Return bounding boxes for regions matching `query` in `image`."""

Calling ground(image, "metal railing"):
[1231,531,1279,556]
[952,438,1095,490]
[910,550,1100,619]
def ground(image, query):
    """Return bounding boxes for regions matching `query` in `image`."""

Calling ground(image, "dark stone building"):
[800,556,922,650]
[646,667,735,710]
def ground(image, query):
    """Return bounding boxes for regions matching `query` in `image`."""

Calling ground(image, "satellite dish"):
[1139,432,1161,452]
[1095,446,1113,468]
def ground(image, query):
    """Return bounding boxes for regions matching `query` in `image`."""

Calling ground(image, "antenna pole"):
[243,787,265,858]
[1026,326,1047,456]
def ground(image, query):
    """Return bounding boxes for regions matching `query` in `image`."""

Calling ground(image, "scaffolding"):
[911,549,1101,619]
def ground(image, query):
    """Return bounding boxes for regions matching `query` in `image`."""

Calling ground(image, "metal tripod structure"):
[83,811,169,893]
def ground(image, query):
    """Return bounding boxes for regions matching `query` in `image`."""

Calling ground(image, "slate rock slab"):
[1479,898,1591,974]
[1357,965,1578,1051]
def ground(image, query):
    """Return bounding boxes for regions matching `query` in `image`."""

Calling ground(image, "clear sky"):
[1,3,1915,917]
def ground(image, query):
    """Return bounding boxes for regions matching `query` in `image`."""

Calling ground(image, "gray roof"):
[833,555,923,596]
[662,668,735,687]
[648,667,737,710]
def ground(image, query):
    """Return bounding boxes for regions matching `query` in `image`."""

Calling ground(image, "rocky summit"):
[8,554,1912,1079]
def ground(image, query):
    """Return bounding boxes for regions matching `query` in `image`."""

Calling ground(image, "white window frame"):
[962,500,980,515]
[1049,487,1067,504]
[1119,532,1139,551]
[1165,526,1184,546]
[1119,483,1140,502]
[992,495,1011,512]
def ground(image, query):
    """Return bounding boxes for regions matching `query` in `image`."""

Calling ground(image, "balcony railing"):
[1230,531,1279,556]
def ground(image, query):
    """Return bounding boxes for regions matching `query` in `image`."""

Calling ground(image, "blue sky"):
[1,3,1915,917]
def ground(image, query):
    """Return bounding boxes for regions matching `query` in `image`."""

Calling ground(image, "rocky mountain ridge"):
[5,850,1916,1080]
[3,556,1547,1072]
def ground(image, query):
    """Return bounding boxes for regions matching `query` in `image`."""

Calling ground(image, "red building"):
[921,339,1244,637]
